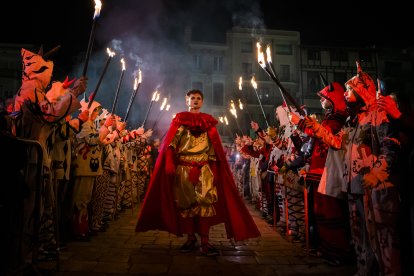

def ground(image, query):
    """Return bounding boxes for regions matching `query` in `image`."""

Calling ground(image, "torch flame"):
[166,104,171,111]
[266,45,272,64]
[230,99,235,109]
[224,116,229,125]
[133,77,138,91]
[238,99,243,110]
[160,98,167,110]
[151,90,158,101]
[229,100,237,118]
[106,48,115,57]
[219,116,224,123]
[172,114,176,118]
[138,69,142,84]
[251,76,257,89]
[256,42,261,53]
[94,0,102,19]
[155,92,160,102]
[256,42,266,69]
[238,76,242,91]
[121,58,126,71]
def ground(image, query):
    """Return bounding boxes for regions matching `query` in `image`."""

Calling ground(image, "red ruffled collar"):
[173,112,218,132]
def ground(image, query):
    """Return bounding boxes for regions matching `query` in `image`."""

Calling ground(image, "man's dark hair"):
[186,89,204,100]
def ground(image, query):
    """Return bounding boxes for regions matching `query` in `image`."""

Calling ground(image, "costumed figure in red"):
[296,76,353,264]
[136,89,260,256]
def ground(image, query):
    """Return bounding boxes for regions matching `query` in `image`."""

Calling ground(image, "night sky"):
[1,0,412,128]
[2,0,412,70]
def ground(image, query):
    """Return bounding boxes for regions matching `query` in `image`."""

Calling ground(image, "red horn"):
[62,76,76,89]
[356,61,362,76]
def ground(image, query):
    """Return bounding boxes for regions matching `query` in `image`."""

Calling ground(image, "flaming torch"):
[111,58,126,115]
[229,100,244,135]
[82,0,102,77]
[151,97,167,129]
[256,42,305,116]
[141,90,160,128]
[219,116,233,137]
[237,76,253,121]
[88,47,115,109]
[251,75,270,128]
[124,69,142,122]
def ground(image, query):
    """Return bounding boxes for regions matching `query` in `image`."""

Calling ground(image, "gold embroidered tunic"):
[170,126,217,217]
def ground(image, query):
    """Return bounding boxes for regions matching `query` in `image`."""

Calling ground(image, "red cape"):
[135,112,260,241]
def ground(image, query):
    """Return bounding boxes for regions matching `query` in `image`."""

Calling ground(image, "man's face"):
[344,85,357,103]
[186,93,203,109]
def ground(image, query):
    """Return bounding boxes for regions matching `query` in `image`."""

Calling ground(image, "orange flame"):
[251,76,257,89]
[94,0,102,19]
[106,47,115,57]
[120,58,126,71]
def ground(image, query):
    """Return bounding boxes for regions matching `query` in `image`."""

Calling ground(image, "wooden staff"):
[124,69,142,122]
[251,76,270,128]
[257,42,305,116]
[237,76,254,122]
[111,58,126,114]
[141,91,159,128]
[88,48,115,109]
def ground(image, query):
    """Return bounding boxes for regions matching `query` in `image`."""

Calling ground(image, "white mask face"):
[186,93,203,110]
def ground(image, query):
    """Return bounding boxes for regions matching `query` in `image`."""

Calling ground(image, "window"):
[213,56,223,72]
[275,44,292,55]
[308,49,320,60]
[241,62,252,79]
[212,83,224,105]
[279,65,290,81]
[192,81,203,91]
[330,50,347,62]
[241,41,253,53]
[193,55,202,69]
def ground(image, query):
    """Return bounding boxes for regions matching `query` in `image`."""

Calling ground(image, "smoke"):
[69,0,268,136]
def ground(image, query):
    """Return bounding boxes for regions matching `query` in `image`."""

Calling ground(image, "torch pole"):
[111,70,125,114]
[82,19,97,77]
[234,117,244,136]
[88,55,112,109]
[141,100,154,128]
[151,110,163,130]
[262,65,305,117]
[252,87,270,129]
[124,83,140,123]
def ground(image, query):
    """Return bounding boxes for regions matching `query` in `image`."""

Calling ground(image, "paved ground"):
[38,201,357,275]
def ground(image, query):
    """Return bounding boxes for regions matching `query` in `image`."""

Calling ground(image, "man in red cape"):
[136,89,260,256]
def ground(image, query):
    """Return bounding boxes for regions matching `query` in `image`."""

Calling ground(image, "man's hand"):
[377,95,402,119]
[78,109,89,122]
[289,112,300,125]
[117,121,126,131]
[135,127,145,135]
[70,76,88,98]
[104,115,115,128]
